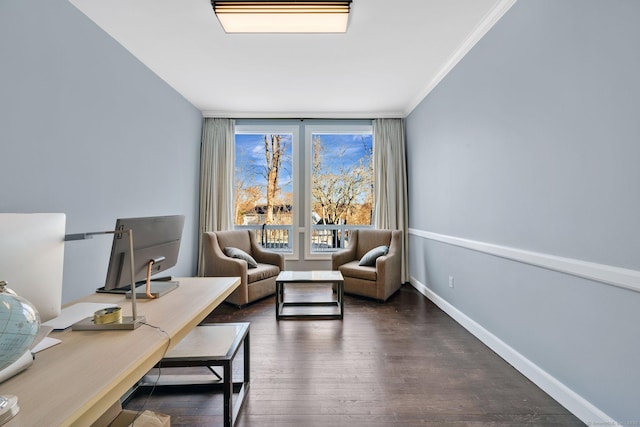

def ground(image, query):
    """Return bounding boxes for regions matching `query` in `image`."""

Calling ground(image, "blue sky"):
[236,133,294,193]
[313,133,372,170]
[235,132,372,194]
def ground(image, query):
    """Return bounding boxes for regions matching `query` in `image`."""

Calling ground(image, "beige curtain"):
[197,118,235,276]
[373,118,409,283]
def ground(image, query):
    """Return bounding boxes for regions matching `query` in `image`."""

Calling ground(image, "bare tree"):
[234,181,262,224]
[234,146,262,224]
[312,135,372,226]
[263,134,286,224]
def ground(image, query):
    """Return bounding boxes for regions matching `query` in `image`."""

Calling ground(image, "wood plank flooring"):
[124,284,585,426]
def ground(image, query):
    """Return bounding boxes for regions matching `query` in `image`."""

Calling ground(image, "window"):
[234,126,298,254]
[306,125,373,258]
[233,121,372,260]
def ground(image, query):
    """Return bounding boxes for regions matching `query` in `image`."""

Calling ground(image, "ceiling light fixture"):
[211,1,352,34]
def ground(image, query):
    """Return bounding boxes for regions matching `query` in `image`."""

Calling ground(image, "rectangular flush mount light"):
[211,1,352,33]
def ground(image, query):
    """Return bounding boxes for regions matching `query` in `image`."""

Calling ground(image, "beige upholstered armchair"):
[203,230,285,307]
[331,229,402,302]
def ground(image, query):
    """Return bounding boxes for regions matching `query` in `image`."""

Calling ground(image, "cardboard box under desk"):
[92,401,170,427]
[109,409,170,427]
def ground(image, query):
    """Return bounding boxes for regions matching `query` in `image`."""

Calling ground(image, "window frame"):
[234,124,300,260]
[304,124,374,260]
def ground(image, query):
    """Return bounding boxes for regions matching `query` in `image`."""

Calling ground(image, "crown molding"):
[403,0,518,117]
[201,110,405,119]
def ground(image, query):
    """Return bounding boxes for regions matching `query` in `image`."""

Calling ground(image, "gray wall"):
[406,0,639,424]
[0,0,203,303]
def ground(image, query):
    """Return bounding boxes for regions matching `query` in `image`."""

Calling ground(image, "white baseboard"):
[410,277,618,426]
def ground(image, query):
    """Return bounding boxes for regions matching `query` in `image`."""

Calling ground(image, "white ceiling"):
[69,0,515,118]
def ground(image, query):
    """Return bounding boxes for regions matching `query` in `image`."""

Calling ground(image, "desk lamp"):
[65,229,145,330]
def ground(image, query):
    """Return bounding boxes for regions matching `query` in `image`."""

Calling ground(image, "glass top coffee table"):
[275,271,344,320]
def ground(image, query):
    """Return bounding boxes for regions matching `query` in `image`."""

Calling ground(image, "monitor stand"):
[126,281,179,299]
[95,275,175,295]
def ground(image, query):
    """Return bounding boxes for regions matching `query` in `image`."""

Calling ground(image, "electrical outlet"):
[448,276,454,288]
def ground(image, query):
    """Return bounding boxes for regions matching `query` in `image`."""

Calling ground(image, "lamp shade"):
[212,1,352,33]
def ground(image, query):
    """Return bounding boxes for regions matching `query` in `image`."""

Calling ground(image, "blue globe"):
[0,288,40,373]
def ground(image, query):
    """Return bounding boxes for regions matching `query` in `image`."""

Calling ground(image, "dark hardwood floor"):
[125,284,585,426]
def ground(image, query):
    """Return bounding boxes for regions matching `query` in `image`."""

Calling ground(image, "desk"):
[0,276,240,427]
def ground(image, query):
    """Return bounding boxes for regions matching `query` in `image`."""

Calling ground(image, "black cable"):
[130,322,172,426]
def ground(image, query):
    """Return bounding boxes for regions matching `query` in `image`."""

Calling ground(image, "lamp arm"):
[64,229,139,322]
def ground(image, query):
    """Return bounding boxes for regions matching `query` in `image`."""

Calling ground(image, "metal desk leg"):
[223,362,232,427]
[276,281,281,319]
[338,280,344,319]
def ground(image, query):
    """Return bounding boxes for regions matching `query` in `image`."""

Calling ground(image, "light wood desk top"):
[0,276,240,427]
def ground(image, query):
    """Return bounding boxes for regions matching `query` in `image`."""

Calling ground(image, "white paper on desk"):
[42,302,118,330]
[32,336,62,353]
[29,324,56,353]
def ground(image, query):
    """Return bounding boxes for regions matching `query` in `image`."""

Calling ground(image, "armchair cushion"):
[223,246,258,268]
[358,245,389,266]
[339,261,377,281]
[248,264,281,283]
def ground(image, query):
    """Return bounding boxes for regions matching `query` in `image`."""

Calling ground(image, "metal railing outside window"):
[309,224,371,253]
[234,224,372,253]
[235,224,293,252]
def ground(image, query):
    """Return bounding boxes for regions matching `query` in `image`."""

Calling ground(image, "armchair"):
[202,230,285,307]
[331,229,402,302]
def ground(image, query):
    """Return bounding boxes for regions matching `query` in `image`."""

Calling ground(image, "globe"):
[0,282,40,374]
[0,282,40,425]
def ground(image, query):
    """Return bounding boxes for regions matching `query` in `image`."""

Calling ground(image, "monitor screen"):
[103,215,185,291]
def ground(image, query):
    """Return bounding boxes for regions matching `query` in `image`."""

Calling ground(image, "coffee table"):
[275,270,344,320]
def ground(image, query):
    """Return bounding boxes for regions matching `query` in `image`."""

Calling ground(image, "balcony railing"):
[235,224,292,251]
[234,224,372,253]
[309,224,371,252]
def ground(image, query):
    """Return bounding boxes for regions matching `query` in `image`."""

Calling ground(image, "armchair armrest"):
[253,245,285,270]
[331,245,357,270]
[203,232,249,278]
[331,229,359,270]
[211,256,248,277]
[375,251,400,284]
[374,230,402,299]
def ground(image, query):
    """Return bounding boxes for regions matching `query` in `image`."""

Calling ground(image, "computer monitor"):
[100,215,185,297]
